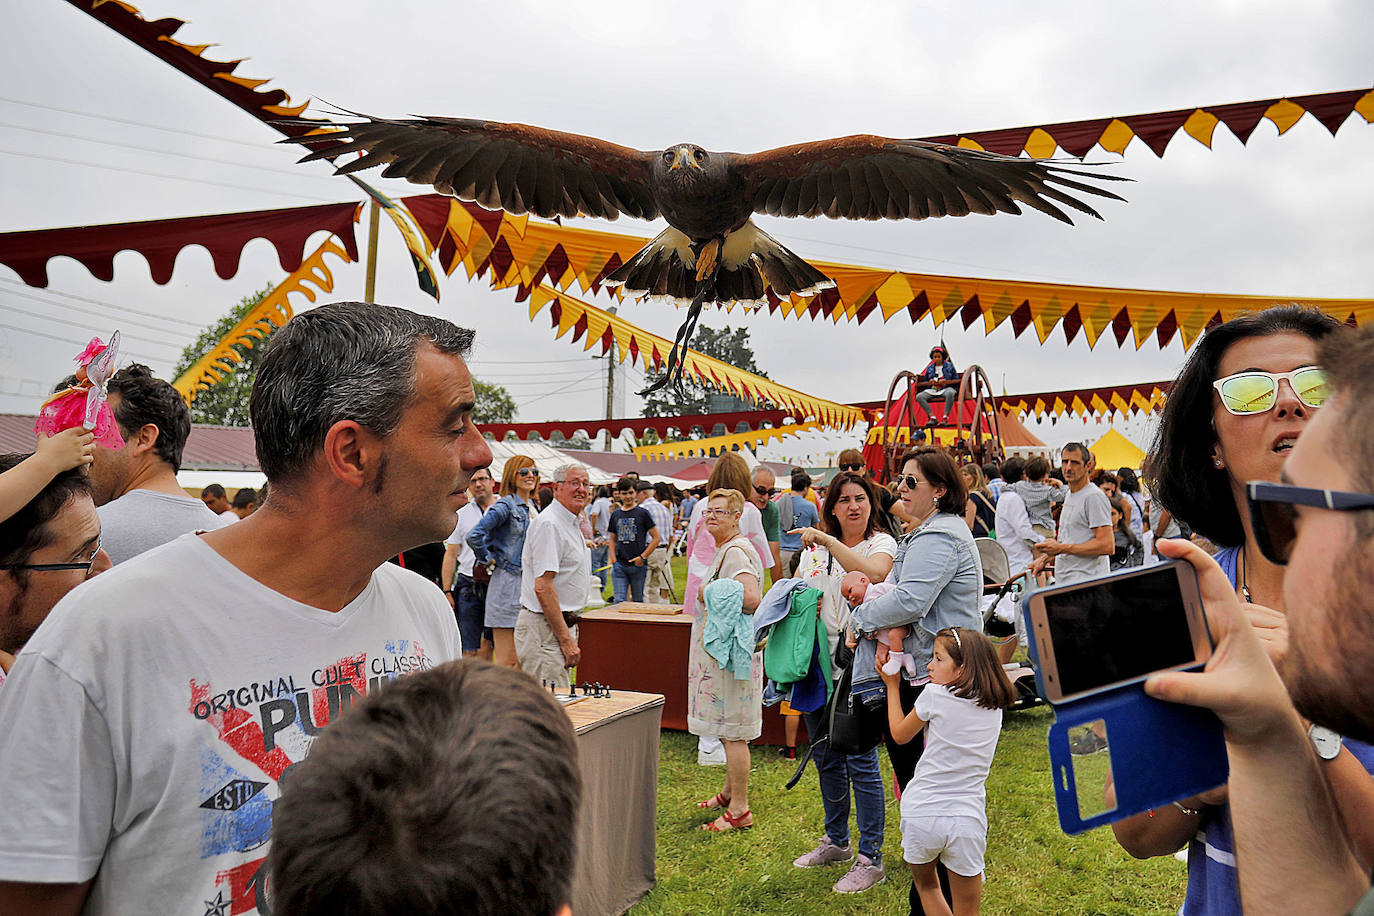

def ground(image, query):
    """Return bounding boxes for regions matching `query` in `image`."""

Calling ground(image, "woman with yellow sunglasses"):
[1112,305,1374,916]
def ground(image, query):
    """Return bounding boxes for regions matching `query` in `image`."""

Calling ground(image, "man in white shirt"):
[1033,443,1113,583]
[201,483,240,524]
[636,479,676,603]
[91,365,225,563]
[0,301,492,916]
[441,467,496,657]
[993,457,1036,574]
[517,464,592,688]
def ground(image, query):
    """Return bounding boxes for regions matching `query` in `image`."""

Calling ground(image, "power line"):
[3,288,199,345]
[0,120,345,186]
[0,305,184,352]
[468,356,601,365]
[0,148,337,204]
[0,95,286,151]
[0,322,167,365]
[0,279,208,329]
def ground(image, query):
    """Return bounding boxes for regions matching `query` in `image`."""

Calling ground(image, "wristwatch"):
[1309,723,1343,761]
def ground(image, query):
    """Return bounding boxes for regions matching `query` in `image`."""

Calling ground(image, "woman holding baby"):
[788,471,898,893]
[847,447,984,792]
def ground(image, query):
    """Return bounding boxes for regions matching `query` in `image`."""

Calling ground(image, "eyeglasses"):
[1247,480,1374,564]
[753,485,779,496]
[839,463,864,472]
[897,475,921,491]
[0,538,103,576]
[517,468,540,477]
[1213,366,1328,416]
[702,508,739,518]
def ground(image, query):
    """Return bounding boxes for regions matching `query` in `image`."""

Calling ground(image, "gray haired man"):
[518,463,593,688]
[0,302,492,915]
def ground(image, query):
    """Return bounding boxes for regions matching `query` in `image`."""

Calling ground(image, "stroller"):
[974,538,1043,711]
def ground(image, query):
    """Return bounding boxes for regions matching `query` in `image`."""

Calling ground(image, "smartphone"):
[1027,560,1212,703]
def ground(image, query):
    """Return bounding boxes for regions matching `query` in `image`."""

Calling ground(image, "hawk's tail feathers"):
[606,223,835,308]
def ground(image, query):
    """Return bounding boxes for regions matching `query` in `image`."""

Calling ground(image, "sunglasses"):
[1213,366,1328,416]
[897,474,921,491]
[0,537,103,576]
[839,463,864,472]
[753,485,779,496]
[517,468,540,477]
[1247,480,1374,564]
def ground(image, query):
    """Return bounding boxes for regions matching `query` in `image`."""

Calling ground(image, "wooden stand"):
[576,607,794,745]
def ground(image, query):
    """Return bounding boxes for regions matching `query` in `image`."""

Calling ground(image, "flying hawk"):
[287,115,1124,388]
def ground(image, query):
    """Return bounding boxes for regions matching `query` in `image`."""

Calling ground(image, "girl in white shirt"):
[880,626,1016,916]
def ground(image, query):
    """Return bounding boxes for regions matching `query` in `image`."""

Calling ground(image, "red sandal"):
[695,792,730,810]
[701,809,753,832]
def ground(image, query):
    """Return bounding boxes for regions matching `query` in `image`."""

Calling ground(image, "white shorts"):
[901,815,987,877]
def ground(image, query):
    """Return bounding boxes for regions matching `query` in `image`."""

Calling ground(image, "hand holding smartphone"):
[1027,560,1213,703]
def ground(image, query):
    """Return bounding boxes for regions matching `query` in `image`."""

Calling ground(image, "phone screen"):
[1042,566,1197,698]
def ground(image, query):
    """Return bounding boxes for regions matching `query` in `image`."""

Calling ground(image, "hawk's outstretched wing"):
[735,135,1125,224]
[286,115,659,221]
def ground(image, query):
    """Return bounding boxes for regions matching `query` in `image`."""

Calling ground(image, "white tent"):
[487,441,618,486]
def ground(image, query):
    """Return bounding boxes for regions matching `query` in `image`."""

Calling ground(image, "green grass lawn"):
[622,555,1187,914]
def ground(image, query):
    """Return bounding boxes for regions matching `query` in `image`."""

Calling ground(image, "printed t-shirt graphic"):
[0,533,462,915]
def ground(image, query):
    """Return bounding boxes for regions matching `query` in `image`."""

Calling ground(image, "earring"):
[1214,458,1224,469]
[933,497,938,507]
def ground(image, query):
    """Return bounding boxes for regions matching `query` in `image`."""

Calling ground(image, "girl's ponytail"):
[936,627,1016,710]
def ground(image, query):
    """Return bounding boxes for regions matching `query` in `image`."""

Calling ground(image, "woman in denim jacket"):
[466,454,541,669]
[848,447,984,791]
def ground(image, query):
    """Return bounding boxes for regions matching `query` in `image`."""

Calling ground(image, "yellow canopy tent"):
[1090,429,1148,471]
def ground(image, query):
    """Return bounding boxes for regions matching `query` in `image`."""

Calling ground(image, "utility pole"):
[363,199,381,303]
[603,306,616,451]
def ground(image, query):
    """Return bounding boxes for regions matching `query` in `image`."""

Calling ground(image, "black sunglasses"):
[839,463,864,472]
[753,485,779,496]
[0,538,103,575]
[1247,481,1374,565]
[897,474,920,491]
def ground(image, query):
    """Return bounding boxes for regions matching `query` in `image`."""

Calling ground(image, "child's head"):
[267,660,580,916]
[931,627,1017,710]
[1025,456,1050,482]
[1109,495,1129,532]
[840,570,871,605]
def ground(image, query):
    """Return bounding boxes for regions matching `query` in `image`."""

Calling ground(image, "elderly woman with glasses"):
[688,487,765,833]
[467,455,541,670]
[1110,305,1374,915]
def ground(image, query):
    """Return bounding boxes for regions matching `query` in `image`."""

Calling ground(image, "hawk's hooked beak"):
[669,147,700,171]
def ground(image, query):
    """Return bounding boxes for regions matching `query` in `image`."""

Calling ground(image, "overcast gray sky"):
[1,0,1370,452]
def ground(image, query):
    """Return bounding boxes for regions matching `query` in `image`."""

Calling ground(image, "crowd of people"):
[0,300,1371,915]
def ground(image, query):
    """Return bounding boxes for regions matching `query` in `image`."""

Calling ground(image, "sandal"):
[695,792,730,810]
[701,809,753,832]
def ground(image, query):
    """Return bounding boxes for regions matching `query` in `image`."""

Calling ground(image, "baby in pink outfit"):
[840,570,918,679]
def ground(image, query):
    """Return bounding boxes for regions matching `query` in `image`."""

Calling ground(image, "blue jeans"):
[611,561,647,603]
[804,708,885,862]
[590,544,609,592]
[453,574,490,653]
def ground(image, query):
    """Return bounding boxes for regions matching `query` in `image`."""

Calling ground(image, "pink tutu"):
[33,335,125,449]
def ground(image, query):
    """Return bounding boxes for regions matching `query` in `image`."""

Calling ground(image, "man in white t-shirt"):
[1032,443,1113,583]
[992,457,1036,574]
[91,365,226,563]
[441,467,496,657]
[0,302,492,916]
[517,464,592,689]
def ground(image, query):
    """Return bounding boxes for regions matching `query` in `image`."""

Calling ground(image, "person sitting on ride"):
[915,346,960,424]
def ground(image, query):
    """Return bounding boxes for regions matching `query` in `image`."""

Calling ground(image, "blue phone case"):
[1028,619,1228,834]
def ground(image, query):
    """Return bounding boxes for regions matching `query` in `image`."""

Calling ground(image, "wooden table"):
[564,690,664,916]
[576,606,792,745]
